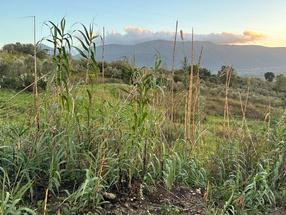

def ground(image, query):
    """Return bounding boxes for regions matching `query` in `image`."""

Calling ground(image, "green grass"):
[0,84,271,155]
[0,81,285,214]
[0,83,125,124]
[0,18,285,214]
[0,89,32,123]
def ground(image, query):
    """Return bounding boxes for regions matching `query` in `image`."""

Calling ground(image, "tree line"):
[1,42,286,93]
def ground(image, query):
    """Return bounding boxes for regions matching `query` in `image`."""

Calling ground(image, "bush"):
[2,42,48,59]
[0,55,52,91]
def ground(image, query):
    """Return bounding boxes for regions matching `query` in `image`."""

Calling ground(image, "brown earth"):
[101,184,205,215]
[265,208,286,215]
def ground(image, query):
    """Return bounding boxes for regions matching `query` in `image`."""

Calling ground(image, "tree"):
[275,74,286,92]
[199,68,211,80]
[264,72,275,82]
[2,42,48,59]
[217,66,237,86]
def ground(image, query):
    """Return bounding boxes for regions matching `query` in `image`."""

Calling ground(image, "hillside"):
[2,17,286,214]
[85,40,286,77]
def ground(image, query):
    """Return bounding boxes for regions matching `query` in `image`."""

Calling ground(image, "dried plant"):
[222,66,232,137]
[192,47,204,136]
[170,20,178,122]
[185,28,195,142]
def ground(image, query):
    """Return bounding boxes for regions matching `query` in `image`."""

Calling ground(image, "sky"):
[1,0,286,47]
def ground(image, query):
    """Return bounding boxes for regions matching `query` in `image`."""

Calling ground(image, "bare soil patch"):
[101,184,205,215]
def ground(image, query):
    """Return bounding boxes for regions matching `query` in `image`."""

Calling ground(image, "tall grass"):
[1,18,286,214]
[170,21,178,123]
[101,27,106,83]
[0,20,203,213]
[74,23,99,84]
[185,28,195,142]
[223,66,232,137]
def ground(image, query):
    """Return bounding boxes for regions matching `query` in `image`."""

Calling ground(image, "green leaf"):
[74,47,88,59]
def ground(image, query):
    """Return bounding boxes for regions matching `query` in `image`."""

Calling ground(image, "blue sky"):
[1,0,286,47]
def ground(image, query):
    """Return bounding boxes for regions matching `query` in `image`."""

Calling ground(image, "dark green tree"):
[217,65,236,86]
[2,42,48,59]
[275,74,286,92]
[264,72,275,82]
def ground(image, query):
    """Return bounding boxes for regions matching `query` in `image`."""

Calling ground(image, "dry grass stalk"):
[184,91,188,138]
[185,28,195,142]
[42,188,49,215]
[99,152,106,177]
[32,16,39,130]
[239,82,250,124]
[238,84,250,140]
[265,96,272,138]
[223,66,232,137]
[170,20,178,123]
[101,27,105,83]
[238,84,256,152]
[192,47,203,136]
[180,29,188,137]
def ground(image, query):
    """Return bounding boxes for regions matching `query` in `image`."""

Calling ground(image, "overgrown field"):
[1,18,286,215]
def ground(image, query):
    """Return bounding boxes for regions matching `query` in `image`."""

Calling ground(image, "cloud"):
[198,31,266,44]
[241,31,266,43]
[105,26,266,45]
[106,26,177,44]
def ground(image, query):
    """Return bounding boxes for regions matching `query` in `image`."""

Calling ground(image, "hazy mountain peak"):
[89,40,286,77]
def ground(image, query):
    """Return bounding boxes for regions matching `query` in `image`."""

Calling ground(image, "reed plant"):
[1,17,286,214]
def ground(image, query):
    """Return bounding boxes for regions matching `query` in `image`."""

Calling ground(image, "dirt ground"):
[99,183,286,215]
[265,208,286,215]
[101,184,205,215]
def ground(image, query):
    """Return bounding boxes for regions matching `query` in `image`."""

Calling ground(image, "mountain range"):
[56,40,285,77]
[88,40,286,77]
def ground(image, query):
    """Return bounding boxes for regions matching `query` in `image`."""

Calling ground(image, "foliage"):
[275,74,286,92]
[0,17,286,214]
[0,53,53,90]
[264,72,275,82]
[2,42,48,59]
[74,23,99,83]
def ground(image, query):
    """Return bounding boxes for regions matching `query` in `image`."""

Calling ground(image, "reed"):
[222,66,232,137]
[265,95,272,139]
[32,16,39,130]
[185,28,195,142]
[0,17,285,215]
[170,20,178,123]
[180,29,189,138]
[192,46,203,136]
[101,27,105,83]
[74,23,99,84]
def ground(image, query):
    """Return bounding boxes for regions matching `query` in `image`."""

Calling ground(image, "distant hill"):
[79,40,286,77]
[39,44,54,55]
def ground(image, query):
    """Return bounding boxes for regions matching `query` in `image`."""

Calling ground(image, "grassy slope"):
[0,81,284,214]
[0,89,32,123]
[0,83,124,124]
[0,83,269,160]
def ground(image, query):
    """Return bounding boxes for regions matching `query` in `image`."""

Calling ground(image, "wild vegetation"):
[1,18,286,214]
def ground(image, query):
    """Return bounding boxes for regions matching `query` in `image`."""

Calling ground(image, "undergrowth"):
[0,18,286,215]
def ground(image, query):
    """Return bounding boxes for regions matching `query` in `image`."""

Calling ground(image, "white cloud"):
[105,26,266,45]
